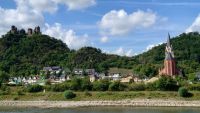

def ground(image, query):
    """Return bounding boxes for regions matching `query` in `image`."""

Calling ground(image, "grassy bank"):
[1,90,200,101]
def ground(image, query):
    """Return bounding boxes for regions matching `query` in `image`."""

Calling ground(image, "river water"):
[0,107,200,113]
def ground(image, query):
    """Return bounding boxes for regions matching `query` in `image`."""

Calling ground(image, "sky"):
[0,0,200,56]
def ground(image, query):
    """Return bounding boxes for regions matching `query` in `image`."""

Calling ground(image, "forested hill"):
[0,31,200,78]
[0,33,71,76]
[133,32,200,77]
[0,32,129,77]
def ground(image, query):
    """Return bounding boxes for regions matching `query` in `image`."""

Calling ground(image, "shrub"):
[0,85,11,95]
[69,78,82,91]
[108,81,126,91]
[145,82,157,91]
[129,83,145,91]
[64,90,76,99]
[178,87,190,97]
[81,78,92,91]
[92,80,110,91]
[156,76,179,91]
[27,84,44,92]
[51,84,67,92]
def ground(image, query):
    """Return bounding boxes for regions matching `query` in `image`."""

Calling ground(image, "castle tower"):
[10,25,17,34]
[34,26,41,34]
[159,34,180,76]
[27,28,33,36]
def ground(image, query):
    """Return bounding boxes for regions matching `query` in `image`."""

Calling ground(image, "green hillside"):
[133,32,200,77]
[0,31,200,79]
[0,33,71,76]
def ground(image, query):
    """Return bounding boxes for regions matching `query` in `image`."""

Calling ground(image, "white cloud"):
[99,9,157,36]
[145,42,163,51]
[0,0,95,37]
[44,23,91,50]
[113,47,134,57]
[186,15,200,33]
[17,0,96,13]
[27,0,58,13]
[100,36,108,43]
[0,0,44,36]
[54,0,96,10]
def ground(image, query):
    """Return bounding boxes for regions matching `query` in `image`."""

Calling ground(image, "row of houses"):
[8,66,146,85]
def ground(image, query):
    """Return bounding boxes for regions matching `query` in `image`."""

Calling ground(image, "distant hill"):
[0,30,200,78]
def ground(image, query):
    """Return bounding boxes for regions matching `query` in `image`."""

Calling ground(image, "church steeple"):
[167,33,171,47]
[159,33,181,76]
[165,33,174,58]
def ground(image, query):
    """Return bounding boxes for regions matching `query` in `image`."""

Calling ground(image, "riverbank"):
[0,99,200,108]
[2,91,200,101]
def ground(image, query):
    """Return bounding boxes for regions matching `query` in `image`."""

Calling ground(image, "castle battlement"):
[9,25,41,36]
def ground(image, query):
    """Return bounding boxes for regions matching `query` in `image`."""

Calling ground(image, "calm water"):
[0,107,200,113]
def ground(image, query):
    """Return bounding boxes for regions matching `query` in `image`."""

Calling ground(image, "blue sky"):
[0,0,200,56]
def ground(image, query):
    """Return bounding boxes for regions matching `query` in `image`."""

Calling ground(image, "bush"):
[27,84,44,92]
[145,82,157,91]
[69,78,82,91]
[129,83,145,91]
[178,87,190,97]
[81,78,92,91]
[156,76,179,91]
[64,90,76,99]
[0,85,11,95]
[108,81,127,91]
[92,80,110,91]
[51,84,67,92]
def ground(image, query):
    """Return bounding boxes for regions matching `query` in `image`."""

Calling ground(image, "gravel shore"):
[0,99,200,108]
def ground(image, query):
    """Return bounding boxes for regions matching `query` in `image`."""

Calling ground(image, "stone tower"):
[159,33,180,76]
[27,28,33,36]
[34,26,41,34]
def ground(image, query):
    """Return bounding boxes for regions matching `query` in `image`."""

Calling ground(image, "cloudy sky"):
[0,0,200,56]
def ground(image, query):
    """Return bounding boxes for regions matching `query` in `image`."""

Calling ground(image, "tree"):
[81,78,92,91]
[0,71,9,83]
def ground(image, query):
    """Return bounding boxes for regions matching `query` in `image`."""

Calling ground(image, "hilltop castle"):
[159,34,181,76]
[9,25,41,36]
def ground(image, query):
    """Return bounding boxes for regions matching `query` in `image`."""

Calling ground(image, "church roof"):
[165,52,174,60]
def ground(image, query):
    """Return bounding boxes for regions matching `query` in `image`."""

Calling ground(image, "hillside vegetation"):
[0,32,200,79]
[134,32,200,77]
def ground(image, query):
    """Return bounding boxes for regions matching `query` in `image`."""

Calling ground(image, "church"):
[159,34,181,76]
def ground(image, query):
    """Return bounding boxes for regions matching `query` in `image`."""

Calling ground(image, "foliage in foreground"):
[64,90,76,99]
[27,84,44,92]
[178,87,190,97]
